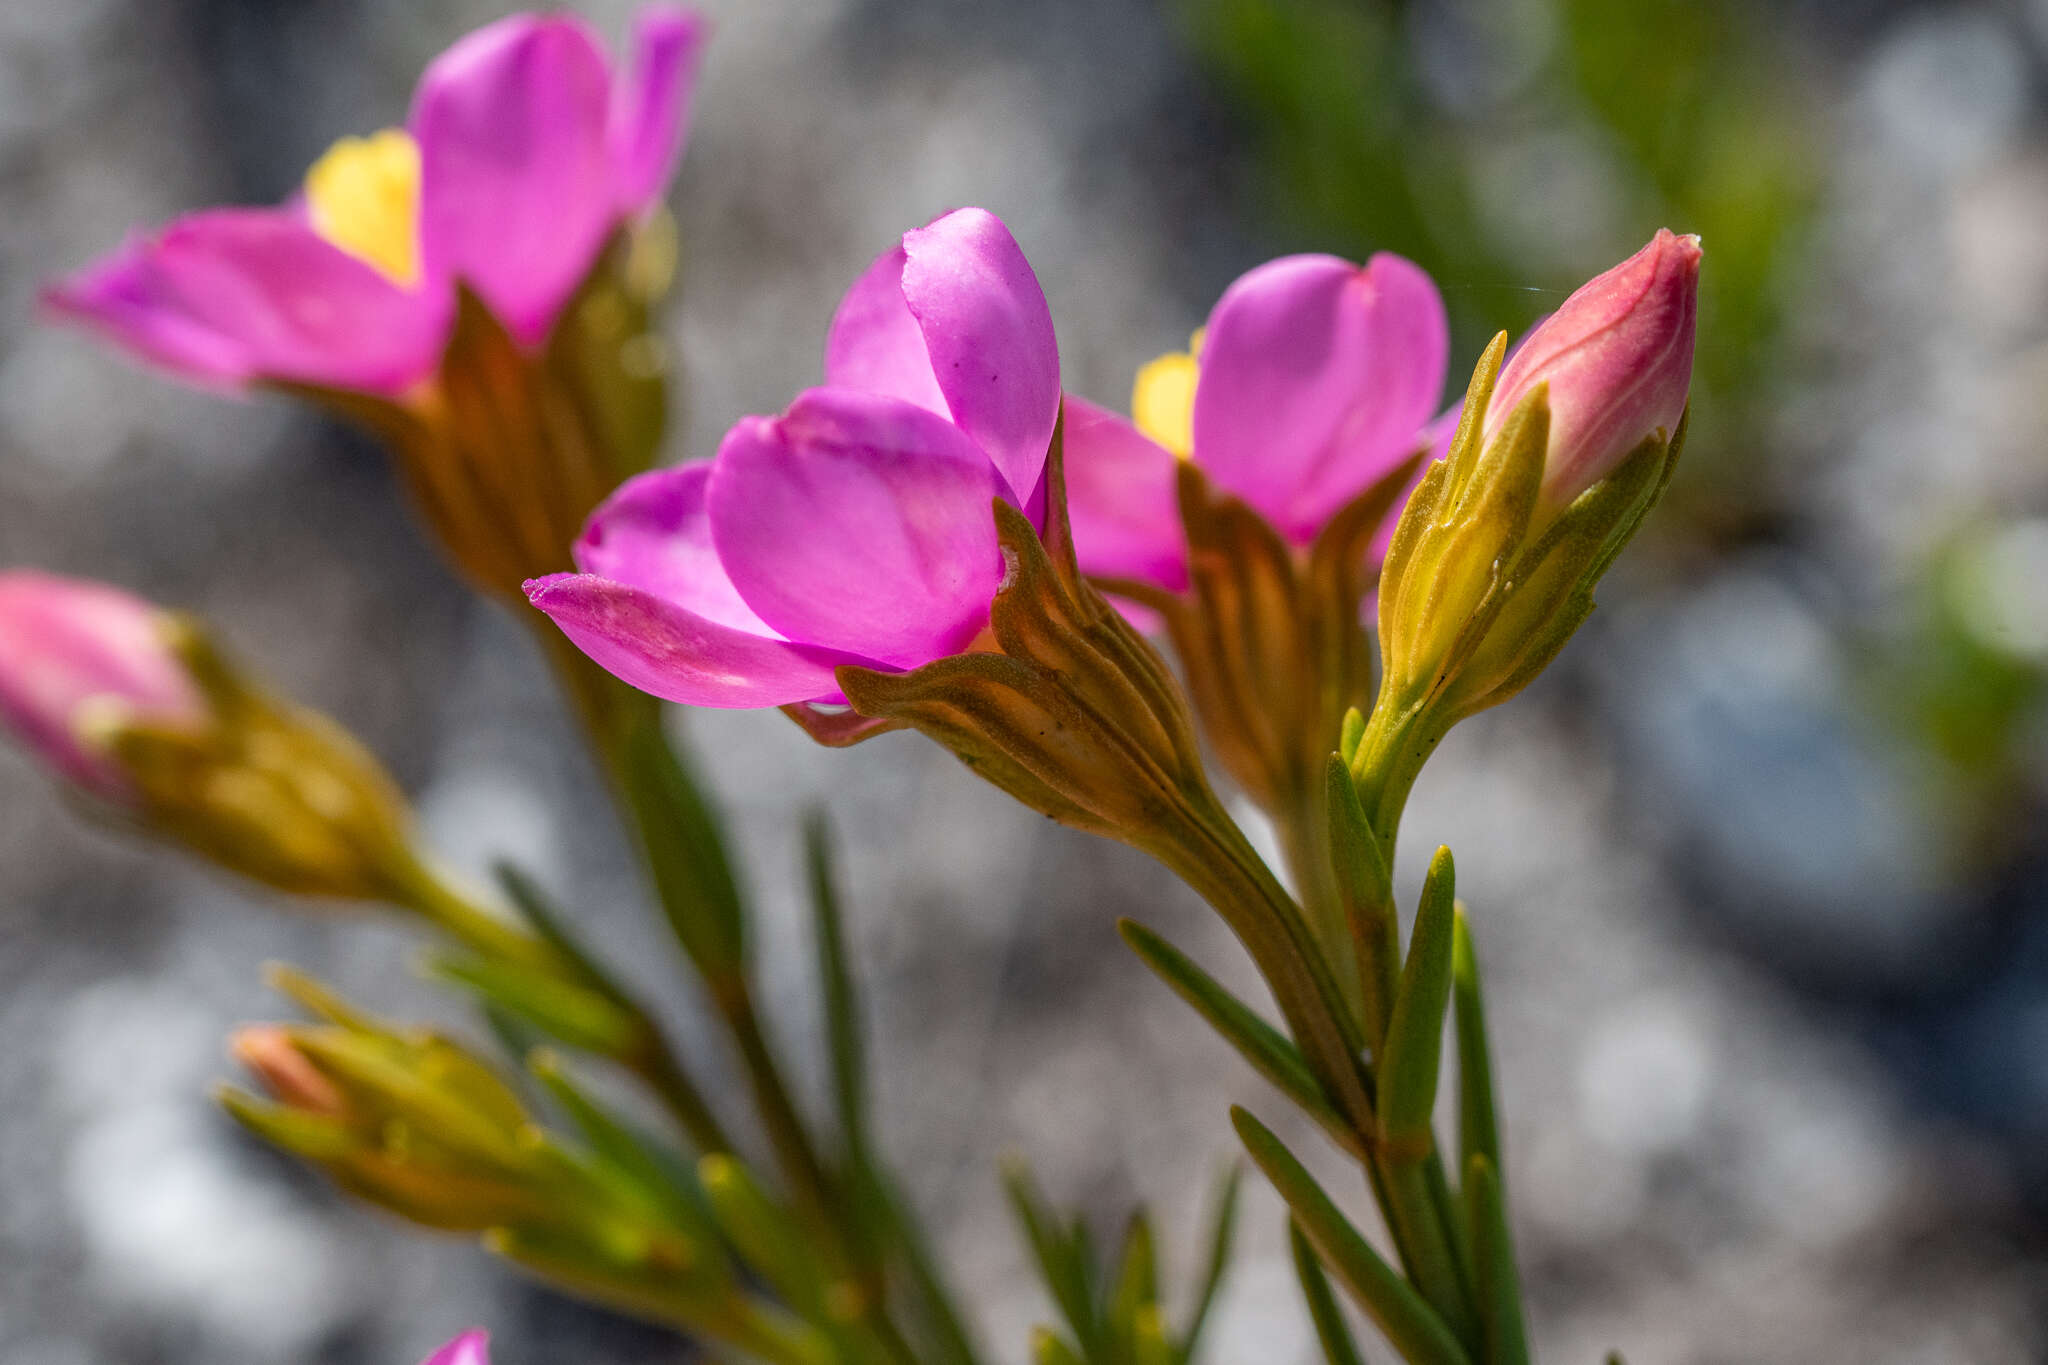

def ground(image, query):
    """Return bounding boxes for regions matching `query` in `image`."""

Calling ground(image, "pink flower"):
[0,571,202,801]
[420,1330,490,1365]
[1489,228,1701,508]
[42,7,706,396]
[525,208,1061,707]
[1064,252,1449,591]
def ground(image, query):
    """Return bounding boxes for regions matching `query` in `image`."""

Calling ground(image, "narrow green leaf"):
[1376,848,1457,1147]
[1118,919,1361,1157]
[698,1153,827,1316]
[1465,1157,1530,1365]
[875,1171,984,1365]
[528,1048,707,1236]
[1004,1160,1101,1356]
[804,812,871,1175]
[1031,1328,1087,1365]
[1133,1305,1175,1365]
[1109,1210,1160,1358]
[1230,1108,1471,1365]
[493,861,624,997]
[1177,1163,1242,1362]
[1452,907,1501,1187]
[1290,1218,1368,1365]
[426,951,641,1056]
[1325,756,1400,1057]
[613,705,746,977]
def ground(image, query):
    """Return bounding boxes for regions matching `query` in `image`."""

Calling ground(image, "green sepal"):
[1177,1163,1243,1362]
[1118,919,1362,1158]
[215,1085,358,1161]
[1437,418,1682,722]
[1339,708,1367,767]
[1464,1157,1530,1365]
[1290,1217,1369,1365]
[1376,847,1458,1151]
[1230,1108,1472,1365]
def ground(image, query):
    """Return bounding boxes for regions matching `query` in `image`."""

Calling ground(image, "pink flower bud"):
[1488,229,1701,508]
[0,570,203,801]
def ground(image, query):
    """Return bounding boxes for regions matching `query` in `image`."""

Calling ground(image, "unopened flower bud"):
[1488,228,1700,511]
[77,610,421,901]
[230,1025,347,1117]
[0,571,203,802]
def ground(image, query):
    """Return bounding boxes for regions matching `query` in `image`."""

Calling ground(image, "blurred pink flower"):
[0,571,201,801]
[42,6,705,396]
[1064,251,1449,591]
[526,207,1061,707]
[420,1330,491,1365]
[1489,228,1701,508]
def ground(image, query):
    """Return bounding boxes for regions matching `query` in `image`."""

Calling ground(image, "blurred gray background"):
[5,0,2048,1361]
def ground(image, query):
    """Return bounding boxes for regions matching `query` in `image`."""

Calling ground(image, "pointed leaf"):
[1230,1108,1470,1365]
[1326,756,1399,1057]
[1291,1218,1369,1365]
[1452,908,1501,1188]
[805,811,871,1176]
[1031,1329,1087,1365]
[1178,1163,1243,1362]
[1119,919,1361,1158]
[1004,1160,1102,1356]
[426,951,641,1056]
[1465,1157,1530,1365]
[1376,847,1457,1151]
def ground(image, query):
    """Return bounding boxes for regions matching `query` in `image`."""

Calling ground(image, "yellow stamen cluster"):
[1131,328,1204,459]
[304,129,422,287]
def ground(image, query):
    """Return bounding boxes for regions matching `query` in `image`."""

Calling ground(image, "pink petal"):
[1061,394,1187,591]
[1192,252,1447,543]
[419,1330,492,1365]
[412,14,617,346]
[708,388,1012,671]
[823,242,949,415]
[1490,230,1701,506]
[608,6,709,209]
[41,210,443,395]
[526,573,853,708]
[825,210,1060,504]
[574,462,777,635]
[900,209,1061,502]
[0,570,202,800]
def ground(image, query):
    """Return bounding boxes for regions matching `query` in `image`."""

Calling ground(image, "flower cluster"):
[4,6,1708,1365]
[45,8,703,394]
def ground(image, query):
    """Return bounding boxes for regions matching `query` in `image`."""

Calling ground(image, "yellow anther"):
[304,129,422,286]
[1131,328,1203,459]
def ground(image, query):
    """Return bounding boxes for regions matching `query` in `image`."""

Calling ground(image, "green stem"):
[1274,782,1366,1035]
[713,972,836,1225]
[625,1032,739,1161]
[539,634,929,1363]
[380,853,567,975]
